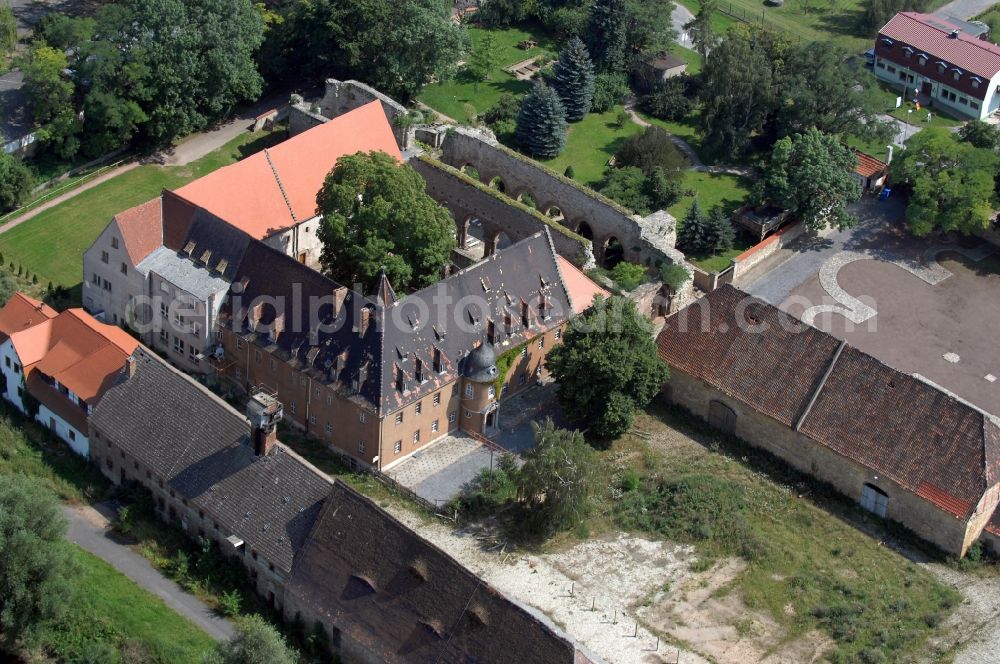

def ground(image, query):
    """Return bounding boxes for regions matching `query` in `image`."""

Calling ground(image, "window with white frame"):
[413,430,420,443]
[394,440,402,454]
[431,419,439,433]
[358,440,365,453]
[465,383,474,398]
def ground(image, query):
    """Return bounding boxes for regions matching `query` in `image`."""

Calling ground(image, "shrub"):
[659,262,689,292]
[564,165,575,179]
[591,72,630,113]
[483,93,522,125]
[0,151,35,213]
[615,126,688,175]
[610,261,646,291]
[218,589,242,618]
[642,76,695,121]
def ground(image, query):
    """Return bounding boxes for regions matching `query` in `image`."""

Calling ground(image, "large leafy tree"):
[753,128,861,231]
[772,42,891,143]
[698,28,775,158]
[624,0,677,62]
[585,0,629,72]
[206,615,297,664]
[267,0,465,102]
[614,126,688,175]
[893,127,999,237]
[515,83,567,158]
[550,37,595,122]
[547,295,669,439]
[316,151,456,291]
[517,419,596,534]
[0,152,35,213]
[958,120,1000,150]
[20,45,74,124]
[467,32,502,89]
[0,474,76,647]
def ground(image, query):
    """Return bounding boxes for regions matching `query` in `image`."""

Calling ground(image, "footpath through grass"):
[31,546,216,664]
[540,106,643,186]
[0,130,284,291]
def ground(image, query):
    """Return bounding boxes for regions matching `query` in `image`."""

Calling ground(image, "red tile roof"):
[657,286,1000,519]
[114,198,163,265]
[8,304,139,408]
[0,293,57,342]
[879,12,1000,79]
[555,255,609,315]
[172,101,402,239]
[854,151,888,179]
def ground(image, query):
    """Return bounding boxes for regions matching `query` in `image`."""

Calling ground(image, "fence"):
[0,158,128,226]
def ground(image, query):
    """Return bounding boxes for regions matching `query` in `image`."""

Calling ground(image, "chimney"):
[950,29,960,38]
[885,145,893,164]
[125,356,137,378]
[358,306,372,336]
[246,391,283,457]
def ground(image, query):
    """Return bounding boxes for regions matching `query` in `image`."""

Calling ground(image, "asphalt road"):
[934,0,999,20]
[62,503,235,642]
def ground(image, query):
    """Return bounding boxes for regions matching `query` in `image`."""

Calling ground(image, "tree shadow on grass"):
[237,131,288,160]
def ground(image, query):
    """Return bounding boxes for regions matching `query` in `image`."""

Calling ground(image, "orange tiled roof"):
[854,150,888,179]
[8,304,139,406]
[0,293,57,341]
[171,101,402,239]
[114,198,163,265]
[556,255,609,315]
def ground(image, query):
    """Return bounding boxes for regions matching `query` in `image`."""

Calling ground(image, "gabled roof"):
[879,12,1000,79]
[221,230,577,416]
[171,101,402,239]
[657,286,1000,518]
[90,348,332,571]
[113,198,163,265]
[854,150,888,179]
[9,308,139,403]
[0,293,57,342]
[287,481,577,664]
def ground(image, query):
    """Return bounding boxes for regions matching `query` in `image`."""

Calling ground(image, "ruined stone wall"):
[438,127,685,269]
[288,78,410,147]
[412,155,595,268]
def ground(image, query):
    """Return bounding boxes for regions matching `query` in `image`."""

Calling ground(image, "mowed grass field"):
[0,131,283,291]
[540,106,644,186]
[418,26,554,121]
[32,546,216,663]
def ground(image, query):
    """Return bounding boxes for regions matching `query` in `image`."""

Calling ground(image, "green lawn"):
[0,130,284,290]
[669,170,751,223]
[670,45,704,75]
[418,25,554,122]
[540,106,644,186]
[869,82,965,129]
[676,0,741,35]
[31,546,215,663]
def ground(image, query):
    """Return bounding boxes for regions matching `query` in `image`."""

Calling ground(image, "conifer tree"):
[585,0,629,73]
[704,205,736,253]
[678,199,708,254]
[550,37,595,122]
[515,83,568,158]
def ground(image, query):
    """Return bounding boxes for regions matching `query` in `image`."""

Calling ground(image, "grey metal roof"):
[137,246,232,300]
[91,348,331,571]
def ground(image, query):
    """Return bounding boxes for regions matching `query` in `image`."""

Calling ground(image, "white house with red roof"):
[0,294,138,456]
[874,12,1000,120]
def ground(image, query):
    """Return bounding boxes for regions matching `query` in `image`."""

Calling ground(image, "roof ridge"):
[892,12,1000,57]
[542,227,576,315]
[263,148,298,225]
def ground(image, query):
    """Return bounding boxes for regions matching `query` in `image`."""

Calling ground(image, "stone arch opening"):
[461,164,480,181]
[516,191,537,209]
[576,221,594,241]
[493,230,513,253]
[602,236,624,268]
[488,176,506,193]
[544,206,564,222]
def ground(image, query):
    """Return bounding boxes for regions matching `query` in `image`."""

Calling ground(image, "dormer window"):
[937,61,947,73]
[902,46,913,58]
[415,358,424,383]
[487,319,497,345]
[971,77,982,89]
[520,301,529,328]
[917,54,927,65]
[953,68,962,80]
[433,347,443,373]
[880,37,894,46]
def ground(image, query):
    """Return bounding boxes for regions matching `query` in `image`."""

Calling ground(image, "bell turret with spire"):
[370,268,397,307]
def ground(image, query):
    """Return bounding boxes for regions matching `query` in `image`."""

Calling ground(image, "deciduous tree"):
[614,126,688,175]
[515,83,567,158]
[893,127,999,236]
[21,45,74,124]
[550,37,595,122]
[959,120,1000,150]
[316,151,456,291]
[205,615,296,664]
[753,129,861,231]
[0,5,16,57]
[467,32,502,88]
[517,419,596,533]
[683,0,719,59]
[0,474,75,647]
[547,295,669,439]
[0,152,34,213]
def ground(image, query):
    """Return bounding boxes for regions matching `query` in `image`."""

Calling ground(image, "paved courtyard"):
[746,204,1000,418]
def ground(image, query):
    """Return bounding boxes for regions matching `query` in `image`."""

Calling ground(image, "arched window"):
[708,400,737,433]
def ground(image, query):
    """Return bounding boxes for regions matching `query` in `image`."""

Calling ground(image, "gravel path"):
[62,503,235,642]
[934,0,998,20]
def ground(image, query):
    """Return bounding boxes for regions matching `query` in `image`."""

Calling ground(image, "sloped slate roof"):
[287,481,577,664]
[880,12,1000,79]
[657,285,1000,518]
[91,348,331,570]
